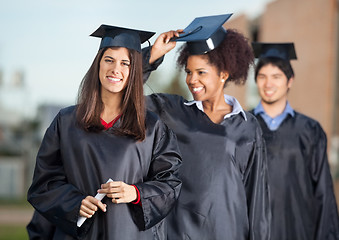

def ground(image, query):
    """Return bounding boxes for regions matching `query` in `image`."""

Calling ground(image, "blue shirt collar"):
[253,101,295,130]
[184,94,247,121]
[253,101,295,117]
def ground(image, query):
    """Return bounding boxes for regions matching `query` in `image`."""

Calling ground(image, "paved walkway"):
[0,180,338,226]
[0,207,33,225]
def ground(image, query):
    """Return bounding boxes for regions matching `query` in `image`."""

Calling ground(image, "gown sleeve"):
[132,120,182,230]
[27,112,85,238]
[142,46,164,83]
[311,123,339,240]
[243,121,271,240]
[26,210,56,240]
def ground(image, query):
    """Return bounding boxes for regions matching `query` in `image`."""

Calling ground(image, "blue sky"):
[0,0,273,117]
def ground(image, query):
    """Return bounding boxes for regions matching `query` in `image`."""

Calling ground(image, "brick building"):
[223,0,339,205]
[224,0,339,173]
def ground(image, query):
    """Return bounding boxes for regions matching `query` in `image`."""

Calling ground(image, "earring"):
[221,79,225,83]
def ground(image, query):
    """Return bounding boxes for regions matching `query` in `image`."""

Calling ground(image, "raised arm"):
[149,30,181,64]
[142,30,182,83]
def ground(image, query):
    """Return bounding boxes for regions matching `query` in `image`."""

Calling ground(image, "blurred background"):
[0,0,338,238]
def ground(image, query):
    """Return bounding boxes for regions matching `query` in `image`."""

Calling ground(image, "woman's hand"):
[98,181,138,204]
[79,196,107,218]
[149,29,183,64]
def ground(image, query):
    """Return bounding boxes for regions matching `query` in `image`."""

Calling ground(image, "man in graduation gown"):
[250,42,339,240]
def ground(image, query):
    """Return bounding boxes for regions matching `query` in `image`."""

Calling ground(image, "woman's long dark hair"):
[76,47,146,141]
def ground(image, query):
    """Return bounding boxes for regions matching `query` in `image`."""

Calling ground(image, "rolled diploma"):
[77,178,113,227]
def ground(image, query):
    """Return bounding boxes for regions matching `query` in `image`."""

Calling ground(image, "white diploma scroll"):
[77,178,113,227]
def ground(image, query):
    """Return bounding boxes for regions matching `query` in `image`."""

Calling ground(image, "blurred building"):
[0,64,64,198]
[0,69,30,199]
[0,102,63,199]
[225,0,339,174]
[0,156,26,198]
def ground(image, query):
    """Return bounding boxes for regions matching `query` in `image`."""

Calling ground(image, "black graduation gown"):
[146,93,270,240]
[27,106,182,240]
[27,211,56,239]
[251,110,339,240]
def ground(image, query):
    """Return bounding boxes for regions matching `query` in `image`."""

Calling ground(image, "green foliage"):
[0,198,31,208]
[0,147,21,156]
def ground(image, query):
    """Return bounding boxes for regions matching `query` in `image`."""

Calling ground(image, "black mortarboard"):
[90,24,155,53]
[252,42,297,60]
[172,13,233,55]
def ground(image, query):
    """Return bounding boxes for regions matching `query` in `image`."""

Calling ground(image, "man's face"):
[256,63,293,105]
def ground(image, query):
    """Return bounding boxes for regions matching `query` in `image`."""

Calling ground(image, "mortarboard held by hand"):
[171,13,233,55]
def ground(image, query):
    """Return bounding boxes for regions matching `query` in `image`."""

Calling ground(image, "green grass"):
[0,198,32,239]
[0,225,28,240]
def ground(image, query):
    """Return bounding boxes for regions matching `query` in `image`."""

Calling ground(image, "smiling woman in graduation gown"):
[27,25,182,240]
[28,105,181,239]
[143,14,270,240]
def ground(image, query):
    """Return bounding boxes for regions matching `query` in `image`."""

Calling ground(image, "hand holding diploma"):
[77,178,139,227]
[77,178,113,227]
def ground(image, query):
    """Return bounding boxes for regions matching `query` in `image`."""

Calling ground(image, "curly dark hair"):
[177,29,254,85]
